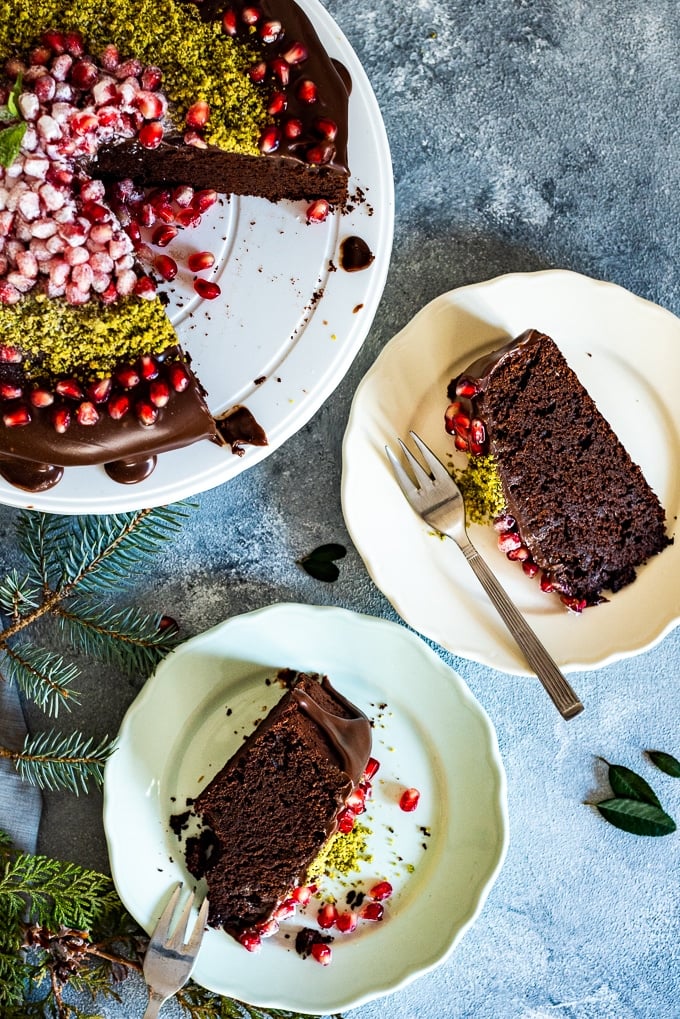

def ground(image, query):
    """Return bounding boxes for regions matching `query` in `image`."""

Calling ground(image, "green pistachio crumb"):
[453,454,507,524]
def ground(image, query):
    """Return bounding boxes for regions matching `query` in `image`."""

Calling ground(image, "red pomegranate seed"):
[186,100,210,128]
[134,90,164,120]
[314,116,338,140]
[64,31,84,57]
[100,282,118,305]
[241,6,261,24]
[345,787,366,814]
[335,911,358,933]
[55,379,84,400]
[175,208,202,229]
[222,9,238,35]
[50,406,71,433]
[0,346,22,363]
[306,199,330,224]
[259,19,282,43]
[99,43,119,70]
[540,574,557,593]
[369,881,393,901]
[454,433,469,452]
[311,942,332,965]
[187,250,215,272]
[71,111,99,135]
[139,355,159,381]
[76,401,99,425]
[70,59,98,89]
[173,185,194,208]
[561,595,587,613]
[2,405,31,427]
[255,917,279,938]
[493,514,517,533]
[399,787,420,812]
[259,126,280,153]
[507,545,530,562]
[283,41,308,65]
[134,275,157,299]
[116,367,140,389]
[269,57,289,86]
[291,885,314,906]
[152,224,178,247]
[124,221,142,247]
[267,90,287,115]
[498,532,522,553]
[273,898,296,921]
[194,278,221,299]
[87,378,112,403]
[359,901,384,922]
[193,189,218,213]
[237,930,261,953]
[283,117,303,140]
[296,79,318,103]
[0,383,23,400]
[141,66,162,91]
[29,388,54,408]
[135,400,158,426]
[167,362,190,392]
[317,903,337,929]
[522,560,539,578]
[81,200,109,224]
[336,808,355,834]
[138,121,163,149]
[470,418,486,446]
[41,29,67,53]
[455,378,479,398]
[363,757,380,781]
[154,254,178,281]
[108,393,130,420]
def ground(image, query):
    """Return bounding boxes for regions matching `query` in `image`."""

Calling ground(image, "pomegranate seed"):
[452,411,470,436]
[138,121,163,149]
[141,66,162,90]
[124,221,142,247]
[363,757,380,781]
[259,126,280,153]
[283,41,309,64]
[108,393,130,420]
[135,400,158,426]
[30,45,51,66]
[493,514,517,533]
[561,595,587,613]
[55,379,84,400]
[237,930,261,953]
[70,59,98,89]
[498,532,522,553]
[345,787,366,814]
[116,367,140,389]
[523,560,539,578]
[255,917,279,938]
[444,401,461,433]
[291,885,314,906]
[41,30,67,54]
[50,406,71,433]
[222,9,238,35]
[140,355,159,381]
[81,200,110,224]
[172,185,194,208]
[134,275,157,299]
[317,903,337,929]
[87,378,112,403]
[267,91,287,116]
[283,117,303,139]
[151,224,178,247]
[273,898,296,921]
[540,574,557,593]
[296,79,318,103]
[71,111,99,135]
[2,405,31,427]
[99,44,119,70]
[269,57,289,86]
[154,254,178,281]
[310,942,332,965]
[29,388,54,408]
[0,383,23,400]
[175,207,202,229]
[456,378,480,398]
[186,101,210,128]
[241,6,261,24]
[399,787,420,812]
[314,116,338,140]
[507,545,530,562]
[187,251,215,272]
[194,278,221,300]
[336,808,356,834]
[64,31,84,57]
[100,282,118,305]
[193,189,218,213]
[134,90,164,120]
[167,363,190,392]
[259,19,282,43]
[335,911,358,933]
[369,881,393,901]
[76,401,99,425]
[306,199,330,224]
[359,901,384,922]
[454,434,469,452]
[470,418,486,446]
[0,346,22,363]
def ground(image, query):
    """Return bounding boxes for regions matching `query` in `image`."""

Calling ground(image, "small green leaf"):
[6,74,23,119]
[298,543,347,583]
[595,797,677,837]
[645,750,680,778]
[601,759,662,807]
[0,122,26,169]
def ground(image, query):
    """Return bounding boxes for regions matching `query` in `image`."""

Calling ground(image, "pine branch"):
[55,598,180,676]
[0,569,41,622]
[16,512,72,591]
[0,642,79,717]
[1,731,116,795]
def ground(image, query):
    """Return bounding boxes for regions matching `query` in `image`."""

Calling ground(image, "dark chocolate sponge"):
[186,671,371,939]
[448,329,672,604]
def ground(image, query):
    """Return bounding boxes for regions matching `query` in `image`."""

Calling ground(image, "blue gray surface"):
[1,0,679,1016]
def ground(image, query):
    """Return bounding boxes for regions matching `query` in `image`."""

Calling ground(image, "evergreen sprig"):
[0,504,193,794]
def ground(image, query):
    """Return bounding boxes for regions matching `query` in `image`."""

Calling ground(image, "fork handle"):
[456,537,583,719]
[142,991,165,1019]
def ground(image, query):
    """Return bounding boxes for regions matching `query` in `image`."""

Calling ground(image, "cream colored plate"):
[103,604,508,1012]
[342,270,680,674]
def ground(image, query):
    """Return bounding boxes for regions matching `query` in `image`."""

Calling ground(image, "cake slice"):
[185,670,372,948]
[445,328,672,608]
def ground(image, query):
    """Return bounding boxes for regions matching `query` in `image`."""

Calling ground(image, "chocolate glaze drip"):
[104,455,157,484]
[292,675,371,785]
[215,405,268,456]
[0,458,63,492]
[340,235,374,272]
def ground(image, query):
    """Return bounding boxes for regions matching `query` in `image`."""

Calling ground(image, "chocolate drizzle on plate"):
[215,405,268,456]
[340,236,374,272]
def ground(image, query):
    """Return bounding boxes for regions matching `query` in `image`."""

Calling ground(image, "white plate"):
[103,603,508,1013]
[342,270,680,674]
[2,0,393,514]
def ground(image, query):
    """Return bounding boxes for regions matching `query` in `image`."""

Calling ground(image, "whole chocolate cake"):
[0,0,350,491]
[446,328,672,608]
[185,671,372,948]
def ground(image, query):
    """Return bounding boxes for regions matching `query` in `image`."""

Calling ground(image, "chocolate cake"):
[446,328,672,608]
[0,0,351,491]
[185,671,372,946]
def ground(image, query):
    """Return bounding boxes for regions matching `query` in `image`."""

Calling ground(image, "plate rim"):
[341,268,680,675]
[103,602,509,1011]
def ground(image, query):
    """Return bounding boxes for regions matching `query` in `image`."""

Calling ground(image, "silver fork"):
[142,883,209,1019]
[386,431,584,720]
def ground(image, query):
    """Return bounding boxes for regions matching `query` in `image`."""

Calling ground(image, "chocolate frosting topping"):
[292,675,371,785]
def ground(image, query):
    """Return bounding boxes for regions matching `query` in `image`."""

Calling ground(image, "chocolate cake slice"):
[446,329,672,607]
[185,671,372,947]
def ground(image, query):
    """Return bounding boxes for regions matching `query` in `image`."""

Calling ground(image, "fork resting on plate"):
[386,431,583,720]
[142,883,209,1018]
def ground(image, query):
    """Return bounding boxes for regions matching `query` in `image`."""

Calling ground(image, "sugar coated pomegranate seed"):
[138,121,163,149]
[273,898,296,921]
[306,199,330,224]
[194,279,221,299]
[369,880,393,901]
[238,930,262,953]
[291,885,314,906]
[311,942,332,965]
[187,250,215,272]
[399,787,420,812]
[186,100,210,128]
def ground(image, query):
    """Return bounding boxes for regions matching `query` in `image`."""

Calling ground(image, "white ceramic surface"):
[1,0,393,513]
[103,603,508,1012]
[341,270,680,674]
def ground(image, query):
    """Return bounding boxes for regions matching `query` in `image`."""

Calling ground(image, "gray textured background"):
[2,1,679,1016]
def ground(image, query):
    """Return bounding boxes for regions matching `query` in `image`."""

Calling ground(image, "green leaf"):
[601,759,662,807]
[0,122,26,169]
[645,749,680,778]
[299,543,347,582]
[595,797,677,837]
[6,75,23,119]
